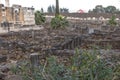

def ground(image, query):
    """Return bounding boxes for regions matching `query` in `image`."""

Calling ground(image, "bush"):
[35,11,46,25]
[66,49,113,80]
[108,15,117,26]
[10,48,120,80]
[51,15,69,29]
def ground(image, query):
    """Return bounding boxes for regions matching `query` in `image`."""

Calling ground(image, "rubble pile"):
[0,25,119,80]
[0,27,85,60]
[81,27,120,49]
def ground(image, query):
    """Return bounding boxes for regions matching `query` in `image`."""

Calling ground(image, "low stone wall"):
[83,39,120,49]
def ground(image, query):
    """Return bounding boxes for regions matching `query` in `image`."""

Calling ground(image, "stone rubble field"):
[0,24,120,80]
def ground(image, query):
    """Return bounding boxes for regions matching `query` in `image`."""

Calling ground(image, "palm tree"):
[55,0,59,17]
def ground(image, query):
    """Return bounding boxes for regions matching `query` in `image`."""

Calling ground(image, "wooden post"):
[30,53,40,68]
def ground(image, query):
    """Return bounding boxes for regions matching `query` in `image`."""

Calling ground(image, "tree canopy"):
[47,5,69,13]
[89,5,120,13]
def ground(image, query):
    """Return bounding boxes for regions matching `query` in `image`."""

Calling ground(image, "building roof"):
[77,9,85,13]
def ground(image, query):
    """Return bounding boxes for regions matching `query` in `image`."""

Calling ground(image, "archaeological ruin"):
[0,0,35,27]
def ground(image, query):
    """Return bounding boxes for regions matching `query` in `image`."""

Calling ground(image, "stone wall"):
[0,4,35,27]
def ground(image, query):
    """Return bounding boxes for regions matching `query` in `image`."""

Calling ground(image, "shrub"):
[51,15,69,29]
[35,11,46,25]
[65,48,113,80]
[108,15,117,26]
[10,48,120,80]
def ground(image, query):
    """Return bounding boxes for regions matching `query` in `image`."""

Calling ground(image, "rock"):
[0,55,7,63]
[5,75,22,80]
[0,60,17,74]
[0,65,9,73]
[5,60,17,69]
[0,72,6,80]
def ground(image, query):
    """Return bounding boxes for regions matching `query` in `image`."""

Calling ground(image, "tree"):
[92,5,105,13]
[55,0,59,17]
[47,5,56,13]
[35,11,46,25]
[50,0,69,29]
[88,9,92,13]
[47,4,69,13]
[52,5,55,13]
[47,5,53,13]
[41,8,44,13]
[89,5,119,13]
[60,8,69,13]
[105,6,117,13]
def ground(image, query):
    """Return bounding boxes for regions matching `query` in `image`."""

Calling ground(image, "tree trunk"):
[55,0,59,17]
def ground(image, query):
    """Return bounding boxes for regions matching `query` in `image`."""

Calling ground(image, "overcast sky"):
[1,0,120,12]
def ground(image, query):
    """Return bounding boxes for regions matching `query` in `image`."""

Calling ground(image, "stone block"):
[0,55,7,63]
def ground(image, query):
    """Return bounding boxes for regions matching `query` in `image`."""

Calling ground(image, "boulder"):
[0,72,6,80]
[5,75,22,80]
[0,55,7,63]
